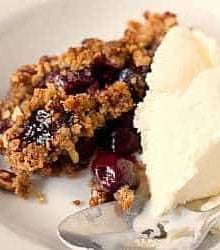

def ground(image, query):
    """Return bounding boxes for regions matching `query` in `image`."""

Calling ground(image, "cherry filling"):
[37,56,149,100]
[22,109,52,145]
[21,109,74,146]
[91,151,139,193]
[91,57,121,87]
[55,111,73,128]
[75,137,96,169]
[96,110,141,154]
[93,109,141,195]
[38,56,122,95]
[110,128,140,154]
[21,57,147,191]
[47,67,97,94]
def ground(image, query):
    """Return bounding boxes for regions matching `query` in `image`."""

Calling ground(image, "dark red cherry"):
[91,151,139,193]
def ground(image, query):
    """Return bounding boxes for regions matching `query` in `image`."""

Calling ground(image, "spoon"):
[57,192,220,250]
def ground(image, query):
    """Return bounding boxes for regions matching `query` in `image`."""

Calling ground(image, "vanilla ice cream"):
[134,26,220,216]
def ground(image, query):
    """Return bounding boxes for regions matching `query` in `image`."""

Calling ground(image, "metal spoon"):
[57,193,220,250]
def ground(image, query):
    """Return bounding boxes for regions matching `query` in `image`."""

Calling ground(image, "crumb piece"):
[89,178,110,207]
[72,199,81,206]
[89,189,108,207]
[114,185,134,211]
[36,192,46,204]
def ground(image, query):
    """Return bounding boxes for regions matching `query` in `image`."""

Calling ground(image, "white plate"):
[1,0,220,249]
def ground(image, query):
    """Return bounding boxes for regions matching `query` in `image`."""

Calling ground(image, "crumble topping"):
[6,82,133,175]
[0,12,177,203]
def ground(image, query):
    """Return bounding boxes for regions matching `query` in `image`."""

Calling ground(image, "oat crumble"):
[0,12,177,207]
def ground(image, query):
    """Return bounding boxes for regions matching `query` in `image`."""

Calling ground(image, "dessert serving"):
[0,12,177,207]
[3,2,220,249]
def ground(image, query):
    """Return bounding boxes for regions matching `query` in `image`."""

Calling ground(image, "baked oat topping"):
[0,12,177,204]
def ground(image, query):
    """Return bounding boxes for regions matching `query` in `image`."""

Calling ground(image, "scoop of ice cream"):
[134,26,220,217]
[147,26,220,92]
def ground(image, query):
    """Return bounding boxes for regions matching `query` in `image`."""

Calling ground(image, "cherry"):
[91,151,139,193]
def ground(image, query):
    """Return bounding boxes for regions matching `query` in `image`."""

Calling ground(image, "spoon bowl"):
[58,194,220,250]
